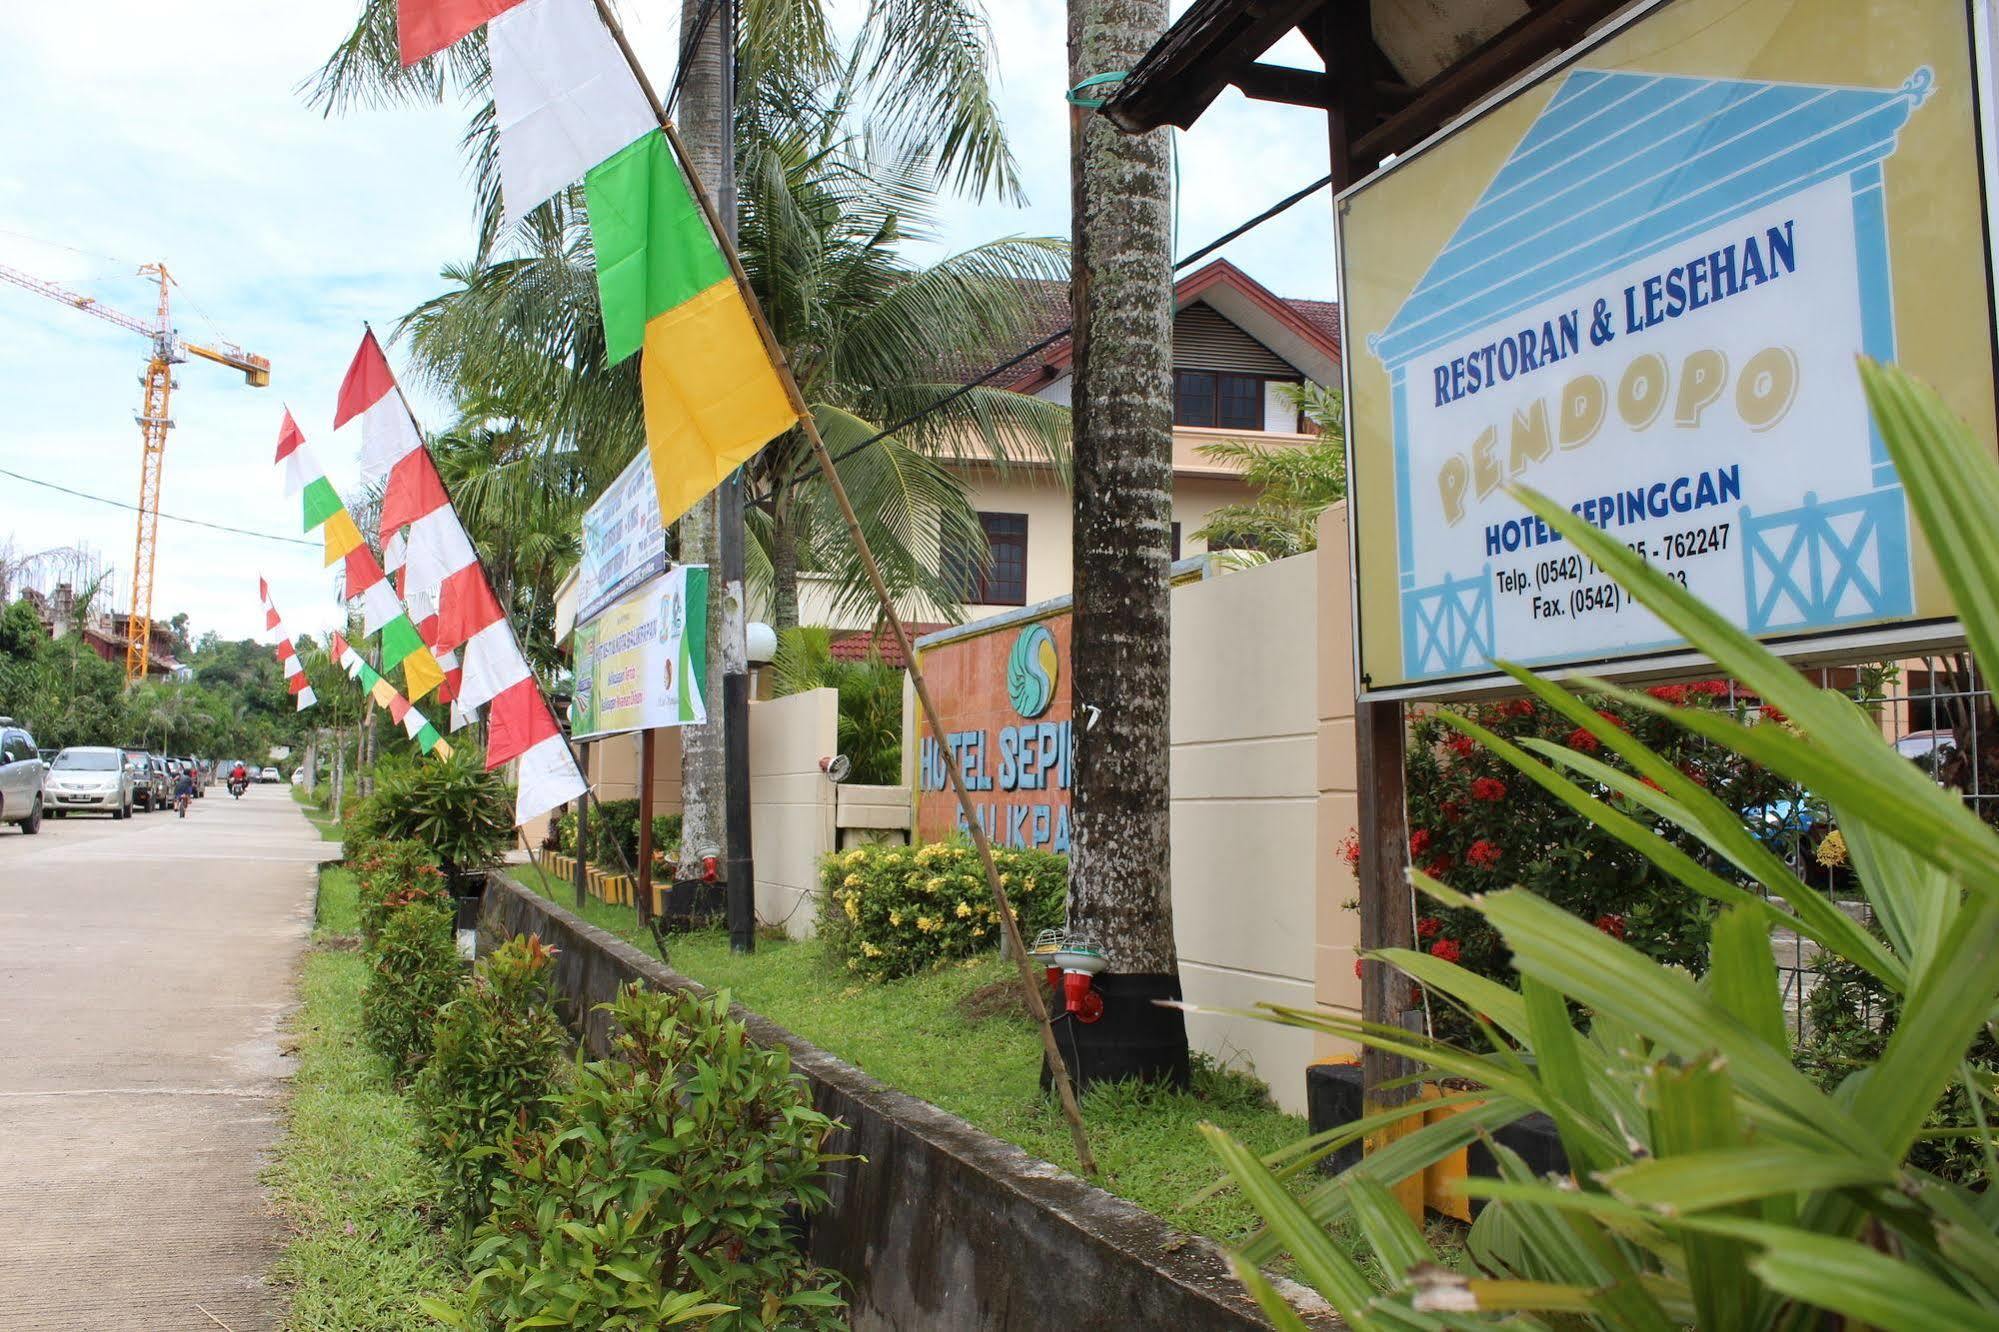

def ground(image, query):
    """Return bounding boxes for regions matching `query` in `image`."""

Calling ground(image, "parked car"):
[122,749,158,811]
[259,766,281,784]
[144,752,171,804]
[179,757,208,797]
[0,718,46,834]
[46,746,135,819]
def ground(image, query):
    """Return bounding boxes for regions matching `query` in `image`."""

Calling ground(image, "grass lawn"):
[291,785,342,842]
[265,880,461,1328]
[509,864,1316,1250]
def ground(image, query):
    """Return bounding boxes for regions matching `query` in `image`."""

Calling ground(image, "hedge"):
[818,840,1068,979]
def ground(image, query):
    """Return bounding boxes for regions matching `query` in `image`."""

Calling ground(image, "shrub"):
[354,839,447,946]
[362,897,463,1082]
[819,839,1067,979]
[363,746,513,881]
[1394,677,1879,1047]
[1206,363,1999,1327]
[413,934,570,1227]
[773,627,904,785]
[437,984,845,1331]
[572,800,683,870]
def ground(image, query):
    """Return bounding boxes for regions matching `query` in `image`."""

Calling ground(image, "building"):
[794,258,1341,631]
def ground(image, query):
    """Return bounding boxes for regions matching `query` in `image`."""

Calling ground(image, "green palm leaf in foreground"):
[1197,362,1999,1330]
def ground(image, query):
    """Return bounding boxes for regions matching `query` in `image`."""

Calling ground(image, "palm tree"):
[1063,0,1187,1086]
[1192,382,1347,558]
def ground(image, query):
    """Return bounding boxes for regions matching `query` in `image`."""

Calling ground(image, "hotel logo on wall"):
[1338,0,1999,696]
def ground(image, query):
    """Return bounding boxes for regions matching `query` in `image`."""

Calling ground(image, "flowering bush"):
[818,839,1068,980]
[1394,683,1816,1047]
[353,838,448,945]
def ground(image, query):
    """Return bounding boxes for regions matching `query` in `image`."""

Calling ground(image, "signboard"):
[1340,0,1999,696]
[914,611,1074,851]
[568,566,708,740]
[575,448,667,627]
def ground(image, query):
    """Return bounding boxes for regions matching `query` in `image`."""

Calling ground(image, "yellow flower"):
[998,872,1012,887]
[889,911,903,927]
[916,916,938,933]
[862,942,882,958]
[971,926,985,938]
[842,848,867,868]
[1816,828,1849,869]
[987,909,1000,923]
[954,901,973,919]
[925,876,946,895]
[843,873,861,888]
[847,958,861,971]
[843,896,860,923]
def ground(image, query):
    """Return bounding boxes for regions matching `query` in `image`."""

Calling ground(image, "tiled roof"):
[827,624,945,669]
[986,259,1340,389]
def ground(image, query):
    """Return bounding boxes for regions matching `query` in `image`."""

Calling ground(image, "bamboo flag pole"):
[590,0,1098,1176]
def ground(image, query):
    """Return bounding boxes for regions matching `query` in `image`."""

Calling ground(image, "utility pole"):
[1063,0,1189,1088]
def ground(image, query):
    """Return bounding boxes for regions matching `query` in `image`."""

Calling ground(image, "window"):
[1173,370,1266,430]
[949,512,1029,606]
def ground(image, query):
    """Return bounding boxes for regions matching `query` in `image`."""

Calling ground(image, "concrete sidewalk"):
[0,784,332,1330]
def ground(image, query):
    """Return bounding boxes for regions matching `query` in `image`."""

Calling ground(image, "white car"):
[46,746,135,819]
[259,766,281,783]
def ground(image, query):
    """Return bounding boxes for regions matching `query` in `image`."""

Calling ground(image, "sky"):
[0,1,1334,646]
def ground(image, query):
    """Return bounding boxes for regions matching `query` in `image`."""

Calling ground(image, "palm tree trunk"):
[1063,0,1187,1087]
[675,0,730,872]
[771,487,801,632]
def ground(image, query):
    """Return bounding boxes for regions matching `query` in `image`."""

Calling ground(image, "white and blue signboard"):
[1339,0,1999,695]
[576,447,668,628]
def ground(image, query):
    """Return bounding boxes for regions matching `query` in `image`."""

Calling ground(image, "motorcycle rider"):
[229,760,249,796]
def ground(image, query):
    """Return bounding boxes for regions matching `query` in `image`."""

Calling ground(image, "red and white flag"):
[397,0,527,66]
[338,330,586,824]
[259,577,316,712]
[335,330,427,485]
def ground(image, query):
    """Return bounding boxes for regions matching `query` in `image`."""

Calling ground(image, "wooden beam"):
[1349,0,1625,167]
[1232,61,1334,108]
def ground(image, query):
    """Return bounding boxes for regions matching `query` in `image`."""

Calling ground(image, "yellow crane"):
[0,261,270,682]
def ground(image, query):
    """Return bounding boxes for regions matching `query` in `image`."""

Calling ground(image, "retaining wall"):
[479,873,1337,1332]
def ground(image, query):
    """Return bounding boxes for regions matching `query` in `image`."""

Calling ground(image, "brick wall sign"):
[913,610,1074,850]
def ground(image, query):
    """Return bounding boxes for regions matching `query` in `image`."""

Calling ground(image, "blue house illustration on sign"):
[1370,65,1934,680]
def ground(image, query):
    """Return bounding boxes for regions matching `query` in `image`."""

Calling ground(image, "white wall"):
[1169,553,1322,1114]
[748,690,839,937]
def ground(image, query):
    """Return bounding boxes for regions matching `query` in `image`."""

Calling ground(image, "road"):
[0,781,330,1330]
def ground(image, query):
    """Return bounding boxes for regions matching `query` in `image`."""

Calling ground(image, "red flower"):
[1338,829,1361,872]
[1429,937,1463,963]
[1466,839,1502,868]
[1440,799,1466,821]
[1503,698,1536,718]
[1444,732,1477,758]
[1470,776,1509,803]
[1639,776,1664,792]
[1354,957,1363,979]
[1680,764,1709,788]
[1409,828,1433,857]
[1691,680,1731,699]
[1417,915,1442,939]
[1761,703,1787,724]
[1595,709,1629,731]
[1594,913,1627,939]
[1565,727,1600,754]
[1422,854,1456,878]
[1647,684,1689,705]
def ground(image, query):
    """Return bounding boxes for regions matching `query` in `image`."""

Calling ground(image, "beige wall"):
[748,689,840,937]
[1169,550,1326,1114]
[1313,505,1362,1057]
[582,728,684,809]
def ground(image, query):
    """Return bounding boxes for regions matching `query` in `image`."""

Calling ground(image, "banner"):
[1338,0,1998,696]
[575,447,668,626]
[568,565,708,740]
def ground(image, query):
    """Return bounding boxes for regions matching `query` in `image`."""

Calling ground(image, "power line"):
[818,172,1335,472]
[0,465,317,547]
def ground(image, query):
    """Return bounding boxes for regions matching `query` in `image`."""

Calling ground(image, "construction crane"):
[0,261,270,682]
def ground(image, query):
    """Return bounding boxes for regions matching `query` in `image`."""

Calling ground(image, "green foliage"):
[440,984,845,1331]
[352,839,448,947]
[773,627,904,784]
[361,746,513,877]
[1193,383,1347,558]
[362,898,463,1082]
[564,799,684,870]
[819,839,1067,979]
[1204,361,1999,1329]
[413,934,569,1228]
[1398,685,1816,1048]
